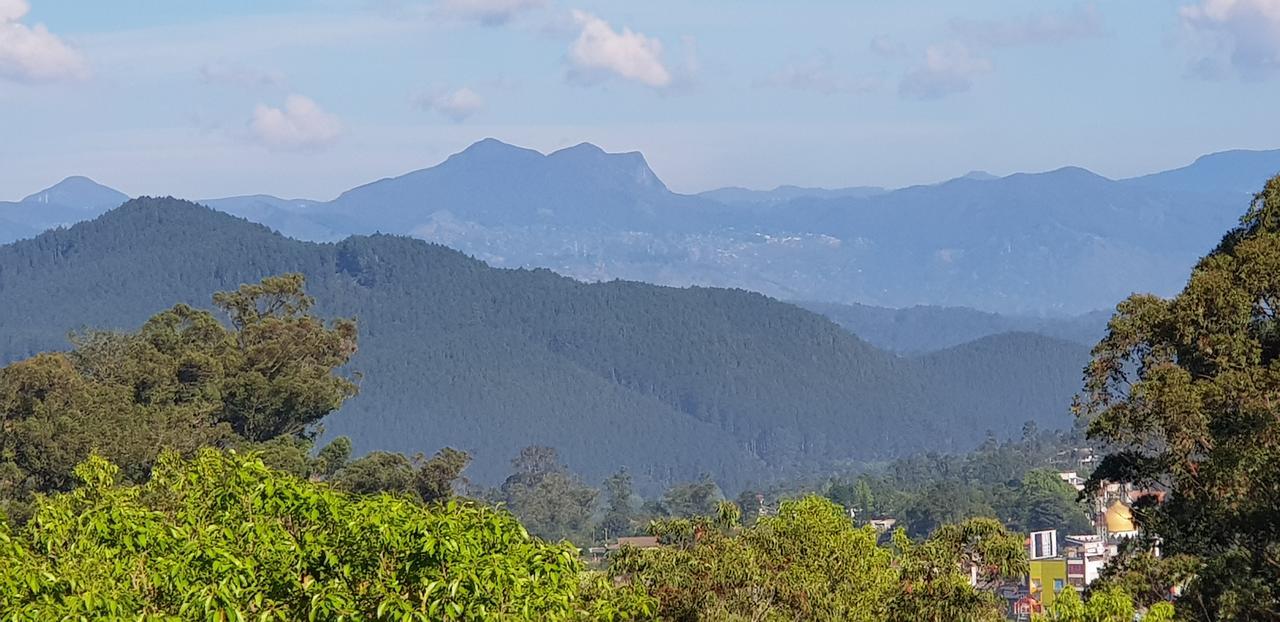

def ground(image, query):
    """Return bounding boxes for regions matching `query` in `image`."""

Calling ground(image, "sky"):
[2,0,1280,200]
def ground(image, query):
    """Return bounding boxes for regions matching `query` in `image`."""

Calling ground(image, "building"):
[868,518,897,533]
[1102,501,1138,540]
[1063,535,1108,588]
[609,536,660,551]
[1025,530,1070,607]
[1011,594,1042,621]
[1057,471,1086,492]
[1028,559,1070,607]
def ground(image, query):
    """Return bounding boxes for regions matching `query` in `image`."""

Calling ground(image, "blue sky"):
[3,0,1279,200]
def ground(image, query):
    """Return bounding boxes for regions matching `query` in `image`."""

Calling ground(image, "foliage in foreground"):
[0,274,357,523]
[1034,586,1174,622]
[611,496,1026,622]
[0,450,653,621]
[1078,174,1280,619]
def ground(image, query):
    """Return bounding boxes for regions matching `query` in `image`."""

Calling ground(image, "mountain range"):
[5,142,1277,318]
[798,301,1109,354]
[0,198,1091,492]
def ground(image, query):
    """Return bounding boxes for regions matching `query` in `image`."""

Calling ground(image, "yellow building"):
[1028,559,1070,607]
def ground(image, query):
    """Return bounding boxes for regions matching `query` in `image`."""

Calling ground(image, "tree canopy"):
[0,274,356,522]
[1078,175,1280,620]
[0,450,652,620]
[612,496,1026,622]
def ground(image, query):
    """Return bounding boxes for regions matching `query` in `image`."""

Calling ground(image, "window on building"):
[1053,579,1065,593]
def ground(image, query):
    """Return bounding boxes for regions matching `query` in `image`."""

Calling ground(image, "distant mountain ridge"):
[800,300,1109,354]
[1,176,130,235]
[1128,149,1280,196]
[0,198,1090,492]
[698,184,886,205]
[6,143,1280,314]
[313,138,719,234]
[20,175,129,209]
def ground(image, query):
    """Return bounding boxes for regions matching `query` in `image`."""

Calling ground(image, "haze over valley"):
[8,142,1280,318]
[5,2,1280,617]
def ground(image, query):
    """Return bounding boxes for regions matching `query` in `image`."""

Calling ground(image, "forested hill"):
[0,198,1089,490]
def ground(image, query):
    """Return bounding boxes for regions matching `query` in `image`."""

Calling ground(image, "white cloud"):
[567,10,671,88]
[1180,0,1280,79]
[757,51,879,95]
[898,43,992,100]
[950,4,1103,48]
[250,95,343,151]
[438,0,544,25]
[416,86,484,121]
[0,0,87,83]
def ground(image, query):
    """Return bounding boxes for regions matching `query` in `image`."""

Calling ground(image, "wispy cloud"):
[757,50,879,95]
[1179,0,1280,79]
[250,94,343,151]
[199,60,285,89]
[950,3,1103,48]
[416,86,485,121]
[75,12,421,77]
[898,43,992,100]
[566,10,671,88]
[437,0,545,26]
[0,0,87,83]
[869,35,909,59]
[896,4,1100,101]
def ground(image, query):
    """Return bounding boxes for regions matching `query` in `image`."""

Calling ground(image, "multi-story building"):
[1063,535,1108,588]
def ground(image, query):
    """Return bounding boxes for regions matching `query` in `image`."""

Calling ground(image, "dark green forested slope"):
[0,198,1087,490]
[913,332,1091,436]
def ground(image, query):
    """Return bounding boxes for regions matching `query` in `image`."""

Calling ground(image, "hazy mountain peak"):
[1005,165,1110,184]
[962,170,999,181]
[549,142,651,167]
[1044,165,1105,178]
[323,138,690,232]
[1191,148,1280,165]
[550,142,606,156]
[21,176,129,210]
[1126,148,1280,195]
[446,137,542,164]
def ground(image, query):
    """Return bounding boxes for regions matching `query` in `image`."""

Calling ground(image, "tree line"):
[0,271,1150,620]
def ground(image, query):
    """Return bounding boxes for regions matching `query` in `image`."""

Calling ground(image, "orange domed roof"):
[1104,501,1136,533]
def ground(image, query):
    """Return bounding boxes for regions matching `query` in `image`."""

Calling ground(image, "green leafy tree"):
[501,446,598,544]
[734,488,765,526]
[600,468,642,538]
[1077,175,1280,620]
[0,274,357,521]
[659,475,724,519]
[313,435,353,479]
[334,451,417,496]
[901,482,998,537]
[1088,545,1198,611]
[613,495,1022,622]
[251,435,316,478]
[0,450,653,620]
[209,273,358,441]
[1016,469,1093,535]
[889,517,1027,621]
[416,447,471,504]
[1035,586,1174,622]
